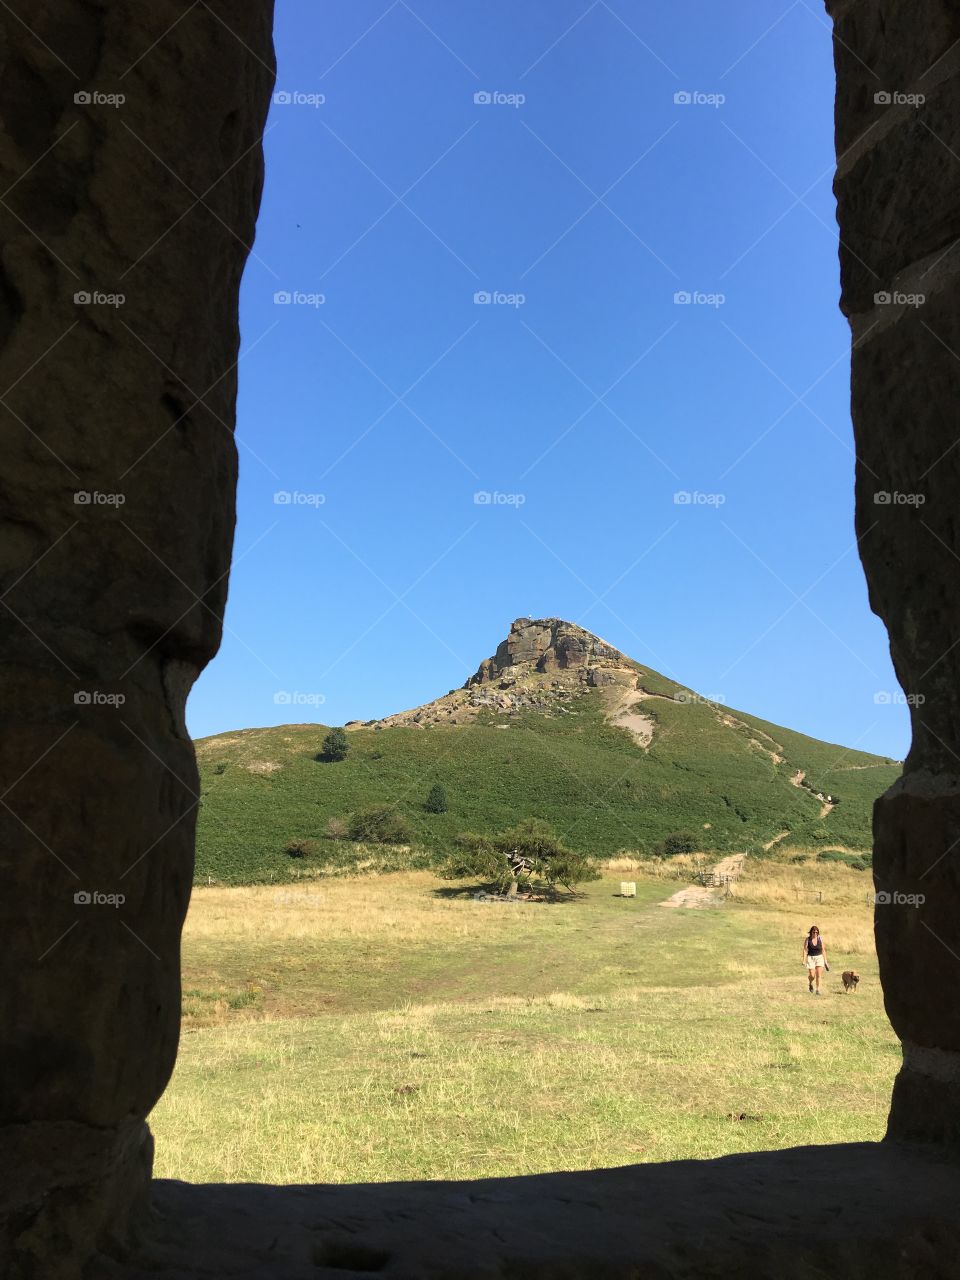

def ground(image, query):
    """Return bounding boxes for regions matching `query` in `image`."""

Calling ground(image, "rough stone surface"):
[6,2,960,1277]
[0,3,275,1275]
[830,3,960,1142]
[466,617,628,686]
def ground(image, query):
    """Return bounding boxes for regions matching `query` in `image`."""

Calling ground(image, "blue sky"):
[188,0,907,760]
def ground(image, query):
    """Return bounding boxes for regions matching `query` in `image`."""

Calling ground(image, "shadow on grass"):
[431,882,587,905]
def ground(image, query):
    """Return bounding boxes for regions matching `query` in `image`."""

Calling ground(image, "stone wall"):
[1,0,958,1276]
[0,3,275,1275]
[829,0,960,1140]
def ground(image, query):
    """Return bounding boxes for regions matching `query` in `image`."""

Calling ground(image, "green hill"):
[193,617,899,884]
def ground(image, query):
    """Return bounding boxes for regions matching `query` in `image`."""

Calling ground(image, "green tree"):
[424,783,448,813]
[318,727,349,762]
[444,818,600,896]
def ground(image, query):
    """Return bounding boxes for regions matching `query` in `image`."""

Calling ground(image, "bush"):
[656,831,700,856]
[325,816,348,841]
[285,838,317,859]
[424,783,448,814]
[317,728,349,762]
[213,762,228,775]
[347,804,411,845]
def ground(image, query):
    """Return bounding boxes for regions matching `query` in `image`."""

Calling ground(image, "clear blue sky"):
[188,0,907,761]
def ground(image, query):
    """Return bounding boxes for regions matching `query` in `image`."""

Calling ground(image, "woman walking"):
[802,925,829,995]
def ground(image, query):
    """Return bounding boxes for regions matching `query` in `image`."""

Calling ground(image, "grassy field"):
[193,689,899,883]
[151,857,898,1184]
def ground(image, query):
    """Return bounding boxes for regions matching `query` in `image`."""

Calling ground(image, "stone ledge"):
[95,1142,960,1279]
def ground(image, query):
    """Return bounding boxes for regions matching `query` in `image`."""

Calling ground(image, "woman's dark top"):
[807,936,823,955]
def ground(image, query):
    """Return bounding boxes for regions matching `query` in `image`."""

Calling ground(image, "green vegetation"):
[346,804,411,845]
[318,727,349,762]
[194,686,898,884]
[424,783,448,814]
[656,831,701,856]
[443,818,600,895]
[152,860,895,1183]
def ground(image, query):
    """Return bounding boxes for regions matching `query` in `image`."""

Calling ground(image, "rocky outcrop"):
[0,3,275,1275]
[466,617,630,686]
[367,618,643,730]
[829,1,960,1141]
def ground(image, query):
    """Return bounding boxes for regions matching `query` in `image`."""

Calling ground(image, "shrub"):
[285,838,317,859]
[656,831,700,856]
[317,728,349,762]
[424,783,448,814]
[347,804,411,845]
[325,816,348,841]
[213,762,228,776]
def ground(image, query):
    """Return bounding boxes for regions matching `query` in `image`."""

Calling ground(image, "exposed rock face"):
[367,618,644,731]
[0,3,275,1275]
[466,617,629,686]
[828,1,960,1141]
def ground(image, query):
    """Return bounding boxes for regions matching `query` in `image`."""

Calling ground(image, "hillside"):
[194,617,900,883]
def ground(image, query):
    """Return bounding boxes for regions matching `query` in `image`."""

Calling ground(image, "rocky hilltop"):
[466,617,630,685]
[360,617,655,736]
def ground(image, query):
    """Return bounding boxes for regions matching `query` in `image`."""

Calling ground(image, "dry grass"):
[601,852,708,878]
[153,861,896,1184]
[184,875,561,945]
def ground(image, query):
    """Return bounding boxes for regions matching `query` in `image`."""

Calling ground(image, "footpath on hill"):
[659,853,746,910]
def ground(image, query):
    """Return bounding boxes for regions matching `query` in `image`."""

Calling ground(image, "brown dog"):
[841,970,860,993]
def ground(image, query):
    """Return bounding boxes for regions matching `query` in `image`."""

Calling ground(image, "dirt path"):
[762,830,790,852]
[659,853,746,910]
[607,688,655,747]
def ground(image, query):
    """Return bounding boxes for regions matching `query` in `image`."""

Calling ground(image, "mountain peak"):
[465,617,629,688]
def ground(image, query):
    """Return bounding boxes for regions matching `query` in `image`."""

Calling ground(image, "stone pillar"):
[828,0,960,1141]
[0,4,275,1274]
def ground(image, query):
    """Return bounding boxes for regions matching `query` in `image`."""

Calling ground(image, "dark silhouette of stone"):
[829,0,960,1143]
[3,1,960,1276]
[0,3,275,1275]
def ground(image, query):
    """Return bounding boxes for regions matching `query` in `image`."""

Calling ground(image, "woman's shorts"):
[806,954,824,969]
